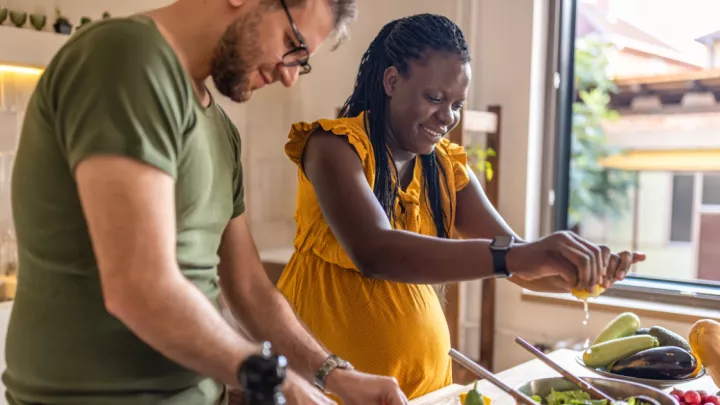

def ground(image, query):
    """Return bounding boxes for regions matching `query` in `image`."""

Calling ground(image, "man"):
[3,0,407,404]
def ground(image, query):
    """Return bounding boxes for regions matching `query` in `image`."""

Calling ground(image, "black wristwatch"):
[314,354,354,393]
[490,236,514,278]
[237,342,288,405]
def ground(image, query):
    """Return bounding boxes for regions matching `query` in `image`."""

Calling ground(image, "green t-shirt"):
[3,16,244,405]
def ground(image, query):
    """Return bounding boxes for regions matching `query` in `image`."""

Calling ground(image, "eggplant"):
[609,346,697,380]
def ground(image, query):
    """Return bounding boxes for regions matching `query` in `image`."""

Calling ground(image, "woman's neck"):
[384,126,417,190]
[384,125,415,165]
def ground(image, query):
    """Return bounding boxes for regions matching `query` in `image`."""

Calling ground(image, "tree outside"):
[569,36,636,231]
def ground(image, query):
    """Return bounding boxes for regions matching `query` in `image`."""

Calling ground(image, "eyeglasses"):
[280,0,312,75]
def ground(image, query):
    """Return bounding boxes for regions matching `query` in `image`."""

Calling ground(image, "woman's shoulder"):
[285,112,373,167]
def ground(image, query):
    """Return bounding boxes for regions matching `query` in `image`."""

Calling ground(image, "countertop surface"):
[410,349,718,405]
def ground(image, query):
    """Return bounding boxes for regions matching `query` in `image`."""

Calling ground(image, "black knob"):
[238,342,287,405]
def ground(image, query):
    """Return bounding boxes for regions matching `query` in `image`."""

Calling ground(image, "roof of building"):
[579,2,677,50]
[578,1,702,67]
[695,29,720,45]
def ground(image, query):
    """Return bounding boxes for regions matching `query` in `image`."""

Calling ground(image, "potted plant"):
[78,16,91,29]
[0,7,8,25]
[53,7,71,34]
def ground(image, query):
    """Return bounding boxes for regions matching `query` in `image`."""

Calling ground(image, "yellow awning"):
[598,149,720,172]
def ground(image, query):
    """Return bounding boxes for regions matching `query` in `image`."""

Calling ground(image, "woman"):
[278,14,644,400]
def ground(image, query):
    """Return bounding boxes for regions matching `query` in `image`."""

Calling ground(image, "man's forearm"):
[221,282,329,384]
[107,271,259,388]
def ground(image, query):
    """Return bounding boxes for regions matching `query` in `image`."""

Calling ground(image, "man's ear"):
[383,66,399,97]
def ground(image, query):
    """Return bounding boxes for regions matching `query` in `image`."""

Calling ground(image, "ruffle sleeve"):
[438,138,470,192]
[284,112,374,176]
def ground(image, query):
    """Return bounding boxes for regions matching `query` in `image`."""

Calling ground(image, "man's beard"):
[211,12,262,103]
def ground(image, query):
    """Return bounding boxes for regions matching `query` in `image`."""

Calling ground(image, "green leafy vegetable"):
[544,389,608,405]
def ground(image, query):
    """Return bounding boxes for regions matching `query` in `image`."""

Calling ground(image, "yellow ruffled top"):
[278,112,470,400]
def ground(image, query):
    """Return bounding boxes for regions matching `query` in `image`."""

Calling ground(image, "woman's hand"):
[507,231,645,290]
[603,250,646,287]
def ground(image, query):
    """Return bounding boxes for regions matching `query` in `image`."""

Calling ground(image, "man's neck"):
[146,2,234,103]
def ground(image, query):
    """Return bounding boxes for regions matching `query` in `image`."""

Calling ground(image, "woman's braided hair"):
[338,13,470,238]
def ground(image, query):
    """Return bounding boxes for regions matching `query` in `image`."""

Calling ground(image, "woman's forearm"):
[353,229,497,284]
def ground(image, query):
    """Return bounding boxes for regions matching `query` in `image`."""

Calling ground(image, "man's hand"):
[507,231,645,290]
[227,370,337,405]
[284,371,337,404]
[326,369,408,405]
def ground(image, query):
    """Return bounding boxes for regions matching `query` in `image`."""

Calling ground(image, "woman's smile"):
[420,124,445,142]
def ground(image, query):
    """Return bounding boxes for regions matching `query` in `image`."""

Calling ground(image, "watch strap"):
[490,236,514,278]
[314,355,354,393]
[491,248,511,278]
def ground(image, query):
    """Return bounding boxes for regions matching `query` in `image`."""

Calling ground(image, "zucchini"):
[609,346,697,380]
[583,335,659,368]
[593,312,641,345]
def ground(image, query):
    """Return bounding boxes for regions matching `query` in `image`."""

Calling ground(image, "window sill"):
[521,289,720,323]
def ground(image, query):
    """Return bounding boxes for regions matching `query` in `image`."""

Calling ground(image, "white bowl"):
[575,354,706,390]
[516,376,679,405]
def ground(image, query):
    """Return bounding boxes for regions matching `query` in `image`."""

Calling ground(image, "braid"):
[339,14,470,238]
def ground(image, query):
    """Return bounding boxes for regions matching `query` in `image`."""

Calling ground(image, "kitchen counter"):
[410,349,718,405]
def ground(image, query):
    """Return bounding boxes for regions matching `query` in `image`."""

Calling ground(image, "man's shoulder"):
[50,16,179,76]
[65,16,160,52]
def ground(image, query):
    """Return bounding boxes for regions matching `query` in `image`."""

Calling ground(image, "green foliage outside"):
[464,35,634,228]
[568,36,635,228]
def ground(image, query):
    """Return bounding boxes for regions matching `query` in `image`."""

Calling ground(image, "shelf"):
[0,25,69,69]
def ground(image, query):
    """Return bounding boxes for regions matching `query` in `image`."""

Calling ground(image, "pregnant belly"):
[301,280,452,396]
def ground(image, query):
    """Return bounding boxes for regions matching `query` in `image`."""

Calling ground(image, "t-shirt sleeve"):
[218,109,246,219]
[50,20,191,178]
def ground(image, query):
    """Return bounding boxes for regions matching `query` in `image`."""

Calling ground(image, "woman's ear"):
[383,66,399,97]
[227,0,247,9]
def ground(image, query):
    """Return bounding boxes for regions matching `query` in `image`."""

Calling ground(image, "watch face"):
[492,235,514,249]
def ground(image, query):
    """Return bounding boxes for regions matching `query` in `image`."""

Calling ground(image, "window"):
[669,174,694,243]
[550,0,720,308]
[702,174,720,205]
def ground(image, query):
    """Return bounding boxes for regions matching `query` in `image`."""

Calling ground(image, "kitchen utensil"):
[449,348,537,405]
[515,337,614,402]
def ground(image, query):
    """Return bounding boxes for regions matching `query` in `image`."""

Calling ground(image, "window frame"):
[548,0,720,305]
